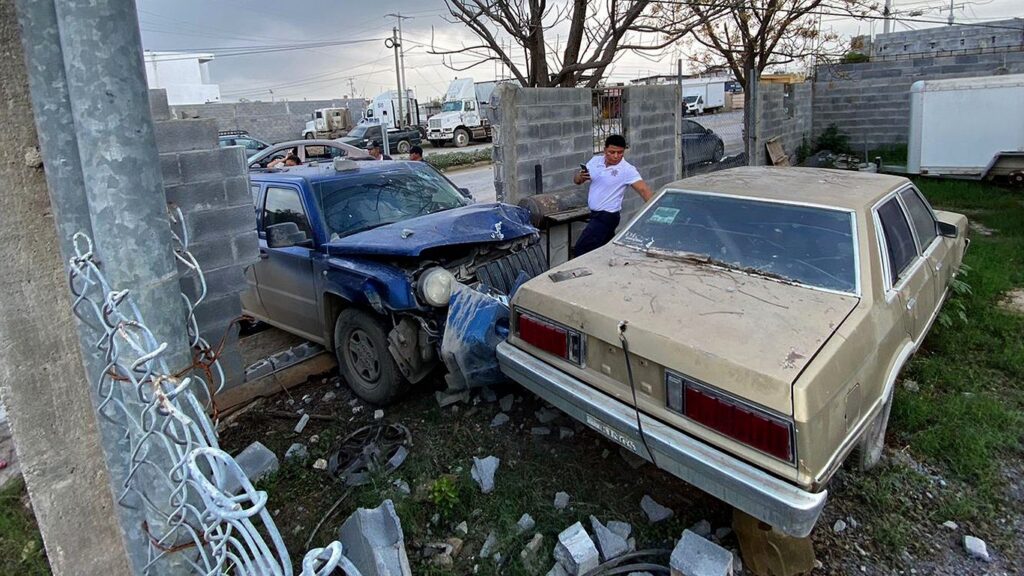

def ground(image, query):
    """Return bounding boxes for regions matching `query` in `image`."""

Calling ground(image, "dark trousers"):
[573,210,621,258]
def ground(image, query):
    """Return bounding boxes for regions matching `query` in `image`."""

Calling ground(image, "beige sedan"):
[497,167,968,537]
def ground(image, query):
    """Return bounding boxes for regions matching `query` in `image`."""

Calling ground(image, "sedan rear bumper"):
[497,341,827,537]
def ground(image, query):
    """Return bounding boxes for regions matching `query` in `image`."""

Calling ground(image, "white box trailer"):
[680,78,726,115]
[908,74,1024,183]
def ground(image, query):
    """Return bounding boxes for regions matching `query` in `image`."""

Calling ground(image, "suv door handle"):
[259,250,269,260]
[906,297,917,311]
[934,262,943,272]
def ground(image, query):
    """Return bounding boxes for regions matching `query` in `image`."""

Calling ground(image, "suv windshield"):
[315,165,468,240]
[617,191,857,293]
[441,101,463,112]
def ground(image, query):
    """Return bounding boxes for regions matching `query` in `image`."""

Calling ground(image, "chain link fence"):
[592,87,624,153]
[66,206,359,575]
[680,110,748,178]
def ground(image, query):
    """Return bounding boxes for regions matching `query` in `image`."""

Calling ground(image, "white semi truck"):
[907,73,1024,184]
[363,89,421,130]
[426,78,498,147]
[681,78,726,115]
[303,107,354,139]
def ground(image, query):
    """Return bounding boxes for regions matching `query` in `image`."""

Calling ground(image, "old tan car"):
[497,167,969,537]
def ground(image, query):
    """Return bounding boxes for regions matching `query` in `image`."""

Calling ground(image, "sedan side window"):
[263,187,313,240]
[877,197,918,285]
[899,187,938,250]
[682,120,703,134]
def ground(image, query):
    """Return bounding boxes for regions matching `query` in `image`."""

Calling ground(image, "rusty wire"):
[65,206,359,576]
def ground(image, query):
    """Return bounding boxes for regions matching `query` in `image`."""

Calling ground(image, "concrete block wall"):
[858,18,1024,58]
[170,98,367,143]
[755,81,813,166]
[620,84,681,220]
[492,85,594,205]
[151,90,258,391]
[812,48,1024,150]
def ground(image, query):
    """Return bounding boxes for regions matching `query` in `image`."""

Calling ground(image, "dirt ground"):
[220,330,1022,576]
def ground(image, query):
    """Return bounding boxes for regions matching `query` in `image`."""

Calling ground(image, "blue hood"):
[325,202,537,257]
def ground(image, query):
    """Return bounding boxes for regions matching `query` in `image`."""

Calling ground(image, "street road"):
[446,164,497,203]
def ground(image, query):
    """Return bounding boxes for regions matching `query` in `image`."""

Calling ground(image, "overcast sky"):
[136,0,1023,103]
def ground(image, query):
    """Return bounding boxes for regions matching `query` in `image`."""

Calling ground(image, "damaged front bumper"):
[496,342,827,538]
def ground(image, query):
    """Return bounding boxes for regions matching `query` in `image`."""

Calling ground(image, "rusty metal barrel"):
[517,189,590,228]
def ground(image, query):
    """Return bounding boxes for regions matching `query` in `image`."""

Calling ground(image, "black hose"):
[618,321,659,471]
[581,549,673,576]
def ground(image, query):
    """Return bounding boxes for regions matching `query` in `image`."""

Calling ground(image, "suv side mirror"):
[267,222,310,248]
[937,221,959,238]
[458,187,473,200]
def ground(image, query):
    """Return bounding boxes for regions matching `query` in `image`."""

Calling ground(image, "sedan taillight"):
[515,309,583,366]
[668,373,794,463]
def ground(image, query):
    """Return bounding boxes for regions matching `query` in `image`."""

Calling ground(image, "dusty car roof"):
[665,167,909,210]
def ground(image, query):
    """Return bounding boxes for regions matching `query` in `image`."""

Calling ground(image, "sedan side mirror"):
[267,222,310,248]
[937,221,959,238]
[458,187,473,200]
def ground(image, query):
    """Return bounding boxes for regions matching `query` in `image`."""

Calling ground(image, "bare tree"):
[431,0,727,88]
[678,0,878,88]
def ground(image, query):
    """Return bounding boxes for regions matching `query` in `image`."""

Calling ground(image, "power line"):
[141,37,384,62]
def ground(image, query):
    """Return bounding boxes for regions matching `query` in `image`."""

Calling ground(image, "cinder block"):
[154,118,219,153]
[179,147,246,183]
[165,180,227,214]
[224,175,254,208]
[161,153,182,186]
[180,236,238,275]
[149,89,171,122]
[232,230,260,266]
[192,293,245,339]
[187,204,257,243]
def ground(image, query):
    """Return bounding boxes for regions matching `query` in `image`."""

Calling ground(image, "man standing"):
[408,145,424,162]
[367,140,392,161]
[572,134,653,257]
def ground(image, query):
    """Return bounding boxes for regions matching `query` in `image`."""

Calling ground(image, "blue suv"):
[245,160,546,403]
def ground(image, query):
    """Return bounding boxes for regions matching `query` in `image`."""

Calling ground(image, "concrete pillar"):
[0,0,132,572]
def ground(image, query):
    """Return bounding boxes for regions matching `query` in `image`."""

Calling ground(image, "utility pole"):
[385,27,404,129]
[386,12,412,125]
[939,1,965,25]
[883,0,892,34]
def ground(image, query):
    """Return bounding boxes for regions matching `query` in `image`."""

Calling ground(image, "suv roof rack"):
[218,129,250,137]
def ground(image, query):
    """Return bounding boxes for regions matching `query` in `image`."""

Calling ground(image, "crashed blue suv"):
[245,159,546,403]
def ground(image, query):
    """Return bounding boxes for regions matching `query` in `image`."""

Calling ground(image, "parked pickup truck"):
[336,122,422,155]
[498,167,968,537]
[245,159,547,403]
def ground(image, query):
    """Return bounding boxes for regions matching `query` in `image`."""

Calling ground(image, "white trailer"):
[680,78,727,115]
[426,78,499,147]
[907,74,1024,183]
[363,89,420,130]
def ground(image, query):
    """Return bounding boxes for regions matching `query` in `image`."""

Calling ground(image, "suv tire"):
[334,309,404,405]
[397,140,412,154]
[855,391,893,471]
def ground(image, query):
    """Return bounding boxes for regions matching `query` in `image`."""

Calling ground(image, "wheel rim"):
[398,141,410,154]
[346,329,380,385]
[456,132,468,146]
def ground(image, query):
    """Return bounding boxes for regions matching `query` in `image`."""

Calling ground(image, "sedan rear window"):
[617,191,858,293]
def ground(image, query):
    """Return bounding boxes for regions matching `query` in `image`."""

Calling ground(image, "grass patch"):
[0,479,49,575]
[426,148,492,171]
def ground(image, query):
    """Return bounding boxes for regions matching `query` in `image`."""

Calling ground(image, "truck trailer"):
[680,78,726,115]
[907,73,1024,184]
[426,78,498,147]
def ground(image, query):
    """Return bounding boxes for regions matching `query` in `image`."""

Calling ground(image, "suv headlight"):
[418,267,455,307]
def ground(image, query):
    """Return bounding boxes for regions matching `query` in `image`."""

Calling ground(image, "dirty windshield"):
[441,101,463,112]
[315,166,467,240]
[617,191,857,293]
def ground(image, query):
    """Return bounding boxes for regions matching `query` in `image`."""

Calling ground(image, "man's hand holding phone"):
[575,163,591,184]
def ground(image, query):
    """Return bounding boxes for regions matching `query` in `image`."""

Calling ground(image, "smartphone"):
[579,164,589,173]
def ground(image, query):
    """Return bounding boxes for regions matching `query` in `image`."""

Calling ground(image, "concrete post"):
[0,0,132,572]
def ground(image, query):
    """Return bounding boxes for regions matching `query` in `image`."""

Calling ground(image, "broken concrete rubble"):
[436,390,470,408]
[964,535,990,561]
[480,531,498,559]
[228,441,279,494]
[294,413,310,433]
[471,455,500,494]
[520,533,545,572]
[546,562,570,576]
[559,427,574,440]
[284,443,308,462]
[499,394,514,412]
[553,491,571,510]
[590,516,629,561]
[531,426,552,436]
[516,513,536,534]
[689,519,711,538]
[337,499,413,576]
[490,412,510,428]
[670,529,733,576]
[553,521,599,576]
[640,495,673,523]
[535,407,560,424]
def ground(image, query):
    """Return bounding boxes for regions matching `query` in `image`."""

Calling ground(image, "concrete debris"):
[337,499,413,576]
[517,513,537,534]
[393,479,411,496]
[607,520,632,541]
[471,456,500,494]
[490,413,510,428]
[964,535,990,562]
[553,521,600,576]
[531,426,552,436]
[455,521,469,536]
[640,495,673,523]
[731,550,743,574]
[559,427,575,440]
[590,516,629,561]
[942,520,959,530]
[499,394,514,412]
[903,380,920,393]
[480,531,498,559]
[619,448,647,469]
[323,391,337,402]
[313,458,328,470]
[601,449,610,459]
[546,562,570,576]
[374,409,385,420]
[670,529,734,576]
[436,390,470,408]
[833,519,848,534]
[294,413,310,434]
[536,407,561,424]
[714,527,732,541]
[847,516,859,530]
[481,387,498,403]
[520,533,545,572]
[284,443,308,462]
[689,519,712,538]
[229,441,279,493]
[425,538,463,566]
[310,434,320,444]
[553,491,571,510]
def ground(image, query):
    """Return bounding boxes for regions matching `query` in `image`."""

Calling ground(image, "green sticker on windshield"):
[649,207,679,224]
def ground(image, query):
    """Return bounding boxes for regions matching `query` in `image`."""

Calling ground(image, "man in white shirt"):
[572,134,653,257]
[367,141,392,161]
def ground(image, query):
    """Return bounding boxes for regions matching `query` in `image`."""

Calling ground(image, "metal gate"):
[592,87,623,153]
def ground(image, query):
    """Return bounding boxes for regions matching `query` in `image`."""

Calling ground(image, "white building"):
[144,51,221,105]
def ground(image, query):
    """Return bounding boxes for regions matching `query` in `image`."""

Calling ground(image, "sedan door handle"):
[906,297,917,311]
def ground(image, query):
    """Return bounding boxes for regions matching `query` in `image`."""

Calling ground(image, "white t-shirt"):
[585,155,642,213]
